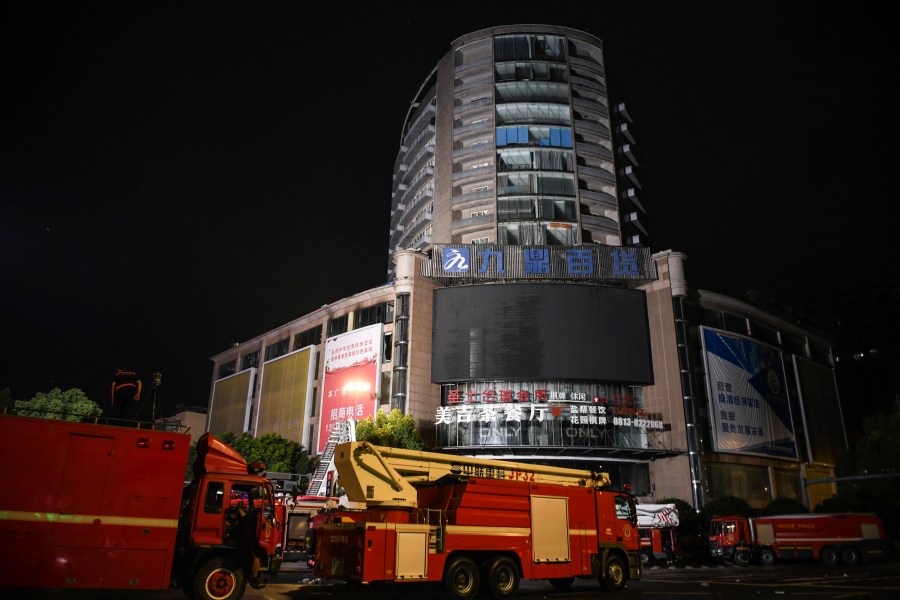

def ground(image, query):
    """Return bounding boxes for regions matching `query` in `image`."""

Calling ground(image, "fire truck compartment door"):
[861,523,881,539]
[395,526,429,579]
[756,523,775,544]
[531,495,570,563]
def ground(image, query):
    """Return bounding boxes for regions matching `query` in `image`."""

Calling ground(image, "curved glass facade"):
[388,25,643,277]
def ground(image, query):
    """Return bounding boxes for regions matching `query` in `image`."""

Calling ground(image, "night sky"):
[2,4,896,414]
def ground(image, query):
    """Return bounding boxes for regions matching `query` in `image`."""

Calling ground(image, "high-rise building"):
[388,25,646,280]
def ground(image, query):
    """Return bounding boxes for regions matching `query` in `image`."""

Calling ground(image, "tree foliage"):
[763,496,808,516]
[701,495,752,525]
[355,409,426,450]
[184,441,198,482]
[819,409,900,541]
[211,431,314,476]
[13,387,102,421]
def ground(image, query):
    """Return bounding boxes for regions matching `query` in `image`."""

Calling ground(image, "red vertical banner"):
[317,324,383,453]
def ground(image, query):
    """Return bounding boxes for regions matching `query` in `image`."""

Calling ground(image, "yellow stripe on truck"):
[0,510,179,529]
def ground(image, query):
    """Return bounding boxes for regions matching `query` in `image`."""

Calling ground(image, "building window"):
[327,315,349,337]
[391,293,410,412]
[294,325,322,350]
[241,351,259,371]
[265,338,290,361]
[383,332,393,362]
[217,360,236,379]
[355,301,395,328]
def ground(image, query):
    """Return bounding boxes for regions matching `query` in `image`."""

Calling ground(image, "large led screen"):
[431,284,653,383]
[257,346,315,445]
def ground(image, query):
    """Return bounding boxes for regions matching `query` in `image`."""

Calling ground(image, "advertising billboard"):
[317,324,383,452]
[700,326,798,459]
[793,355,847,465]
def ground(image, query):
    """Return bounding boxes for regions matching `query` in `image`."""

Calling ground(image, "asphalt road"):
[5,554,900,600]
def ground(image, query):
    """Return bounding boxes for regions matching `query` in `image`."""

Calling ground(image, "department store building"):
[206,25,843,512]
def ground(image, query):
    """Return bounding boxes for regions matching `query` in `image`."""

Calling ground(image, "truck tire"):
[640,549,653,567]
[821,547,840,567]
[482,556,519,599]
[548,577,574,590]
[734,548,752,566]
[840,546,861,566]
[193,555,246,600]
[598,555,626,592]
[444,556,480,600]
[759,548,776,566]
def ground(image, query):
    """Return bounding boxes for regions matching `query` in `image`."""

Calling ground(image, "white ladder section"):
[306,419,355,496]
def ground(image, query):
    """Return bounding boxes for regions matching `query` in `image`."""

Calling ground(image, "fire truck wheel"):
[598,555,626,592]
[193,556,246,600]
[840,546,861,566]
[734,548,752,567]
[547,577,574,590]
[640,550,653,567]
[821,547,840,567]
[759,549,776,566]
[444,556,480,600]
[482,556,519,599]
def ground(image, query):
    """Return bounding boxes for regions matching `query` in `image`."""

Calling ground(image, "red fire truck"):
[280,495,339,563]
[636,503,681,566]
[311,441,642,598]
[708,513,891,566]
[0,412,282,600]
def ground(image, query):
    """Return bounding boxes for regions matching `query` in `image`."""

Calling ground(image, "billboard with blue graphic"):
[700,326,798,460]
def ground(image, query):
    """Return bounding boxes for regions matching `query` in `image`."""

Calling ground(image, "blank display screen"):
[432,284,653,384]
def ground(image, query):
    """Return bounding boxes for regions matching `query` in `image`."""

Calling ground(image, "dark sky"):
[2,4,896,411]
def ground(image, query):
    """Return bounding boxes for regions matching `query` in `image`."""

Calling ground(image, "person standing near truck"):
[227,499,266,589]
[111,368,142,420]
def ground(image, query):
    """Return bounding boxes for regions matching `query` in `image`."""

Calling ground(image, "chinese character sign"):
[318,323,383,452]
[430,244,657,283]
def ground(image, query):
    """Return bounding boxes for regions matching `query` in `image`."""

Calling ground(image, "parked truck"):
[636,503,681,566]
[0,412,283,600]
[280,495,339,563]
[311,441,642,599]
[708,513,891,567]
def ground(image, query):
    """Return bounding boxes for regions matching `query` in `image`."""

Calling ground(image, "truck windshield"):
[708,520,736,536]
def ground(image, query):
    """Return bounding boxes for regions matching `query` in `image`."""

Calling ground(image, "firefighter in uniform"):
[111,368,142,420]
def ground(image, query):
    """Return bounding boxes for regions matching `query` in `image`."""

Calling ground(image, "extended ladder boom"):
[333,441,611,508]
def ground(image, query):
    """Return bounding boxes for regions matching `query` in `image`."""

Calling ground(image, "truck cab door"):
[255,484,281,559]
[613,493,639,550]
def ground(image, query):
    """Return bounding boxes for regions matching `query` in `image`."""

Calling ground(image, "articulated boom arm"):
[333,441,611,508]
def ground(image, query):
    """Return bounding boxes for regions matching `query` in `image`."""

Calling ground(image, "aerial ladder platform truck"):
[311,441,642,599]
